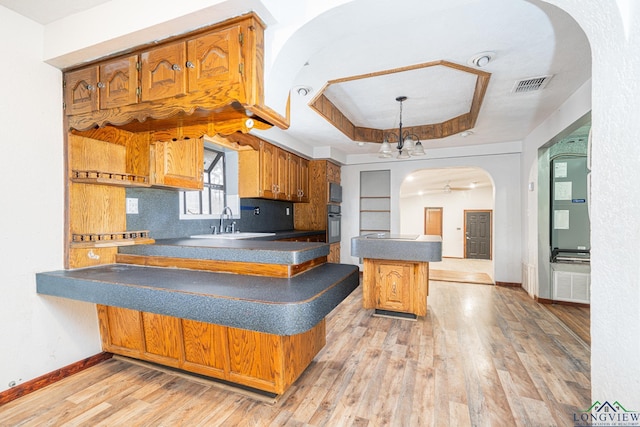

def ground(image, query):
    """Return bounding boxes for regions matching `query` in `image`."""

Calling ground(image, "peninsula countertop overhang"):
[118,236,329,265]
[36,262,359,336]
[351,233,443,262]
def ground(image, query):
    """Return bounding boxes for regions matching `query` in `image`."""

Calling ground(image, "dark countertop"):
[37,262,359,335]
[351,233,443,262]
[249,229,326,241]
[119,231,328,265]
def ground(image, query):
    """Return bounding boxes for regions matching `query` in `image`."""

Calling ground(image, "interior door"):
[424,207,443,236]
[465,210,492,259]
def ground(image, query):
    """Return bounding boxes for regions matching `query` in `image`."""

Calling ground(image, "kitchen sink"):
[190,232,276,240]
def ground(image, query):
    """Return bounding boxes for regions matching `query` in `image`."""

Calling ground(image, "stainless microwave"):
[329,182,342,203]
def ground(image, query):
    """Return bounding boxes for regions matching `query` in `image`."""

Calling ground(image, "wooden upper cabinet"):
[140,42,187,102]
[99,55,139,110]
[151,137,204,190]
[289,155,309,203]
[238,139,297,202]
[187,25,242,96]
[65,67,99,115]
[65,56,139,115]
[275,147,289,200]
[327,161,341,184]
[259,141,278,199]
[62,14,288,135]
[139,27,243,102]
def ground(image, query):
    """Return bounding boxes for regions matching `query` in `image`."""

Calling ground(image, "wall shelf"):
[70,230,154,248]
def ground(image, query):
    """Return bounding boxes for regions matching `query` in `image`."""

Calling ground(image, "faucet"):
[219,206,233,234]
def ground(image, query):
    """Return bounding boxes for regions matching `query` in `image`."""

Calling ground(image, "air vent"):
[511,75,553,93]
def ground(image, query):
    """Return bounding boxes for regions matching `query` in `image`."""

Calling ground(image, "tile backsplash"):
[125,188,294,239]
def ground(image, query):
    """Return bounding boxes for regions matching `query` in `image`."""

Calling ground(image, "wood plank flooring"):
[0,281,590,426]
[544,303,591,346]
[429,269,494,285]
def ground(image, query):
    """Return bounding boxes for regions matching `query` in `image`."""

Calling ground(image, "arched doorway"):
[400,167,495,284]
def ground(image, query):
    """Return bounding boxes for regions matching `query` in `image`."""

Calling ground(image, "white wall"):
[342,144,521,283]
[0,7,102,394]
[400,185,493,258]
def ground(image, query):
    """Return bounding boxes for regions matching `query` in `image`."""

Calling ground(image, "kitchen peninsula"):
[38,238,358,395]
[35,11,355,397]
[351,233,442,319]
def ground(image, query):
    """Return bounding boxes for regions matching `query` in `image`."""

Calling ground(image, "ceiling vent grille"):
[511,75,553,93]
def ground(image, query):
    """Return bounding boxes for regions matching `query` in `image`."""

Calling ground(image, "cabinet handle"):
[97,82,105,89]
[172,64,182,71]
[186,61,195,69]
[86,84,95,91]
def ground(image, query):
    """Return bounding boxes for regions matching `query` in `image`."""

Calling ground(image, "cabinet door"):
[140,42,187,102]
[99,55,139,109]
[275,148,289,200]
[327,161,341,184]
[329,243,341,263]
[142,312,182,361]
[227,328,279,387]
[152,137,204,190]
[182,319,228,375]
[65,67,99,115]
[289,156,309,203]
[376,262,413,313]
[289,154,301,201]
[187,26,242,95]
[259,141,277,199]
[97,305,144,354]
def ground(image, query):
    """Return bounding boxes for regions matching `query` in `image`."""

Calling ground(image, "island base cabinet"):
[97,305,325,394]
[362,259,429,317]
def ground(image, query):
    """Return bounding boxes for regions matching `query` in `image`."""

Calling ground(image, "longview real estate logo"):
[573,401,640,427]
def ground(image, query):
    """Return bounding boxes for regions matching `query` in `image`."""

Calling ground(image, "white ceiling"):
[0,0,110,24]
[0,0,591,162]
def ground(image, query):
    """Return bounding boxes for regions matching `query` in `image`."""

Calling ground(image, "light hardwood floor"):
[0,281,590,426]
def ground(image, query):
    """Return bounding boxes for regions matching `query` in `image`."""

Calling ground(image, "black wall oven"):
[327,204,341,244]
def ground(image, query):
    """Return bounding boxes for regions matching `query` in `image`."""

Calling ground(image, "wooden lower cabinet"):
[362,259,429,317]
[97,305,325,394]
[329,243,340,263]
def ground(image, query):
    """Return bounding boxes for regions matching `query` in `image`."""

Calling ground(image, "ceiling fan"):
[443,181,474,193]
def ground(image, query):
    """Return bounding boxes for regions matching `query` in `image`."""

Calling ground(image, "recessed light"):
[460,131,474,137]
[468,51,495,68]
[294,86,313,96]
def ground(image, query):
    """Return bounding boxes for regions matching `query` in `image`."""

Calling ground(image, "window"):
[180,147,226,218]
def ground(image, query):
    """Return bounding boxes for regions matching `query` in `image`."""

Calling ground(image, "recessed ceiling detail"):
[309,60,491,143]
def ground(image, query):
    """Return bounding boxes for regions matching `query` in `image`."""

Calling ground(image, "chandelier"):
[379,96,426,159]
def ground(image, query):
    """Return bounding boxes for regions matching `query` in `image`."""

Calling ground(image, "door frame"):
[463,209,493,260]
[424,207,443,236]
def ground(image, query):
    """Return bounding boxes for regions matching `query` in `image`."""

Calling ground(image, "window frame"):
[179,147,227,220]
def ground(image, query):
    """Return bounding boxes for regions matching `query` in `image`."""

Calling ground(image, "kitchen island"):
[351,233,442,319]
[37,238,358,395]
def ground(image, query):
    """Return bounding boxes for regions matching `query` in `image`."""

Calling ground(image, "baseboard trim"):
[495,281,521,288]
[0,352,113,405]
[536,297,590,308]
